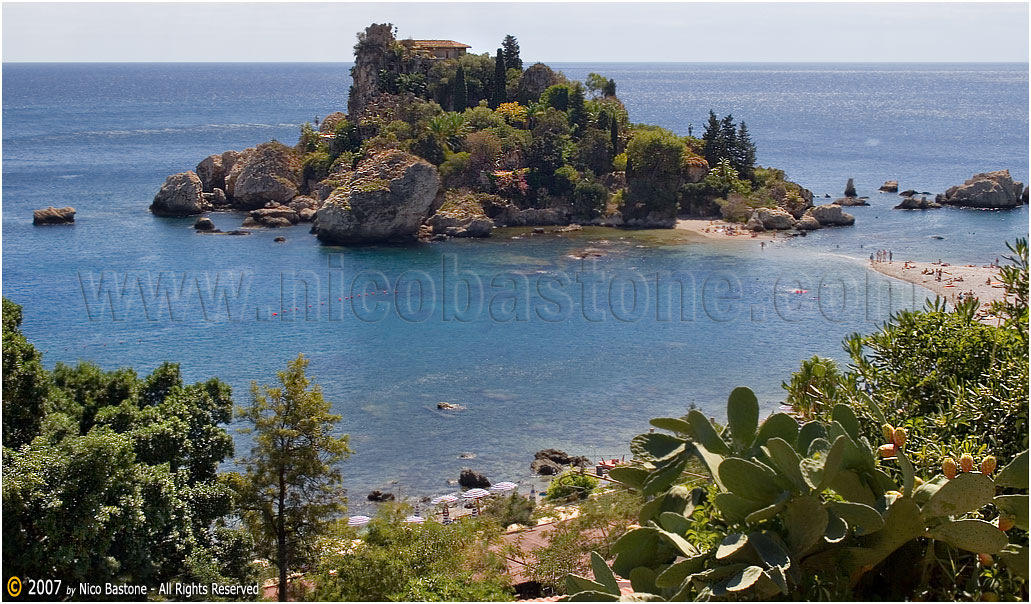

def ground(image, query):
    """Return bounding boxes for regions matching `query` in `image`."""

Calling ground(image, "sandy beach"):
[868,258,1010,316]
[675,218,776,241]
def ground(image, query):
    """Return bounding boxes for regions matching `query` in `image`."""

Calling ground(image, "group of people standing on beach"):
[870,249,893,264]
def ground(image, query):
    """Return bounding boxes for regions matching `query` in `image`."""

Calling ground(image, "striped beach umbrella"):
[432,494,458,524]
[490,482,518,494]
[403,515,426,524]
[463,488,490,516]
[347,515,371,527]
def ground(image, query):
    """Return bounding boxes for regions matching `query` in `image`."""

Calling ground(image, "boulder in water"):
[936,170,1026,208]
[151,171,209,216]
[844,178,857,198]
[894,196,942,210]
[809,203,855,226]
[879,180,899,193]
[458,469,491,488]
[194,217,216,231]
[32,206,75,225]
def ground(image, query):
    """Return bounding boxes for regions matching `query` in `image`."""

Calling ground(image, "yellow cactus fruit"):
[886,490,903,499]
[981,455,997,475]
[978,553,994,567]
[878,444,898,458]
[998,515,1015,531]
[960,453,975,473]
[881,423,894,442]
[942,457,958,479]
[893,427,907,449]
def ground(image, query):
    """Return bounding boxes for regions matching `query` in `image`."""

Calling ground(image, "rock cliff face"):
[936,170,1026,208]
[312,150,440,244]
[230,143,302,210]
[347,23,398,116]
[151,171,209,216]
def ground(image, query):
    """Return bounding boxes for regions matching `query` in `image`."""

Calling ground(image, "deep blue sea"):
[3,63,1028,506]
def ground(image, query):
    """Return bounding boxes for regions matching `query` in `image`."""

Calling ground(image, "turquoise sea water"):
[2,63,1028,505]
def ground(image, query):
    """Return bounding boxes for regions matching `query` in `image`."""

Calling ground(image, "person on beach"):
[870,253,875,264]
[889,251,893,263]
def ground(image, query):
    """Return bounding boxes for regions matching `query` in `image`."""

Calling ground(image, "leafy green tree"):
[235,354,351,602]
[585,73,608,98]
[492,48,507,109]
[990,237,1029,338]
[453,66,468,112]
[502,34,522,71]
[602,78,617,97]
[3,332,247,589]
[541,84,570,112]
[297,122,323,154]
[2,298,51,449]
[572,128,613,175]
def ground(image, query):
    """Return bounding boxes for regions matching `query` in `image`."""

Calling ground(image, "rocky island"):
[149,23,851,243]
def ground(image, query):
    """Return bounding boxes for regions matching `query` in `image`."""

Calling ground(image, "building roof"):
[403,39,471,49]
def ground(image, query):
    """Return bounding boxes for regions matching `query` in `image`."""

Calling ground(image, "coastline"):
[675,218,776,241]
[867,259,1008,314]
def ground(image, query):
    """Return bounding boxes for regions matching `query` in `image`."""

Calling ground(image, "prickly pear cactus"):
[564,388,1029,601]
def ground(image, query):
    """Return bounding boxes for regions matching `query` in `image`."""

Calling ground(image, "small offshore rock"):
[437,402,465,411]
[899,189,919,197]
[833,197,870,206]
[457,452,476,459]
[937,170,1025,208]
[809,204,855,226]
[894,196,942,210]
[273,236,286,242]
[367,490,396,502]
[194,217,216,231]
[530,458,563,475]
[844,178,857,198]
[458,469,491,488]
[879,180,899,192]
[32,206,75,225]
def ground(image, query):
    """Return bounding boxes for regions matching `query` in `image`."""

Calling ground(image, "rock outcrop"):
[248,204,300,228]
[530,458,563,475]
[319,111,348,134]
[879,180,899,192]
[427,192,493,238]
[844,178,857,198]
[936,170,1026,208]
[32,206,75,225]
[833,196,869,206]
[795,214,821,230]
[194,217,216,231]
[894,196,942,210]
[347,23,398,116]
[367,490,395,502]
[517,63,564,104]
[753,207,796,230]
[196,154,225,193]
[809,203,855,226]
[151,171,209,216]
[230,143,302,210]
[458,469,491,489]
[312,150,440,244]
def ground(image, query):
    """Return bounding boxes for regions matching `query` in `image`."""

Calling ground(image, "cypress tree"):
[502,35,522,71]
[492,49,506,109]
[596,109,611,132]
[453,66,467,112]
[603,78,617,97]
[610,117,619,154]
[735,121,757,180]
[702,110,723,168]
[568,83,586,133]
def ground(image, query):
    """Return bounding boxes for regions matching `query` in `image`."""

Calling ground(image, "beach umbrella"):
[490,482,518,494]
[347,515,371,527]
[404,515,426,524]
[463,488,490,516]
[432,494,458,524]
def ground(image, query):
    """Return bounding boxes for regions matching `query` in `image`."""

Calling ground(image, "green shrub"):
[552,165,580,197]
[612,152,627,172]
[302,151,334,184]
[483,493,535,528]
[572,180,609,219]
[439,151,472,188]
[545,471,598,502]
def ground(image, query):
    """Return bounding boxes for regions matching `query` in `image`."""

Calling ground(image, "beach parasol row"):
[346,482,521,526]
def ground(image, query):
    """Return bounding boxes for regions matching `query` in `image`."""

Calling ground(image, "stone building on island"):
[400,39,471,60]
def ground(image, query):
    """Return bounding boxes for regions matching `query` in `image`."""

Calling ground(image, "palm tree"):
[524,101,542,131]
[428,112,466,152]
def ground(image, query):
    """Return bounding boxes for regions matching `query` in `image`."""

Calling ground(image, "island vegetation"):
[150,24,857,242]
